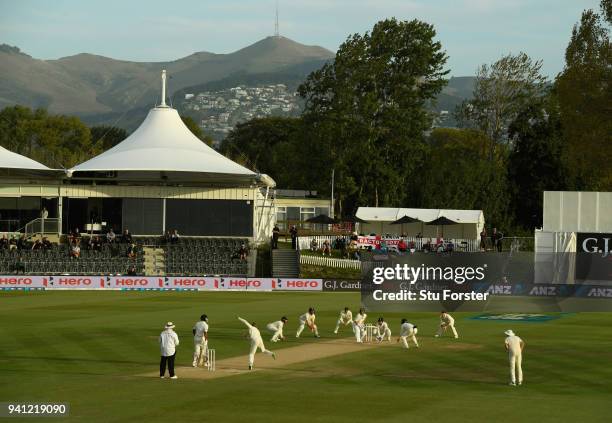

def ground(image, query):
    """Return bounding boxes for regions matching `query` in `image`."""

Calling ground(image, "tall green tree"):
[0,105,99,168]
[298,18,449,214]
[181,115,214,147]
[90,125,128,151]
[555,1,612,190]
[456,53,548,158]
[421,128,511,228]
[507,99,568,229]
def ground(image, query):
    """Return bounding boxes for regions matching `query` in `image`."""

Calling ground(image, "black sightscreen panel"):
[166,199,252,236]
[122,198,163,235]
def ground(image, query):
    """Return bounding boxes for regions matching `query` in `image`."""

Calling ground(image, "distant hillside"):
[0,37,334,116]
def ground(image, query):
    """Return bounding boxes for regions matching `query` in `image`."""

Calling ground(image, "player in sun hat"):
[435,311,459,339]
[504,329,525,386]
[267,316,288,342]
[159,321,180,379]
[333,307,353,334]
[296,307,320,338]
[238,317,276,370]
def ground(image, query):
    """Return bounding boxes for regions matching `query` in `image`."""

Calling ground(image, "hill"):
[0,37,335,116]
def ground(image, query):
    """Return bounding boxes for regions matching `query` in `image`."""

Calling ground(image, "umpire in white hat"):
[159,322,180,379]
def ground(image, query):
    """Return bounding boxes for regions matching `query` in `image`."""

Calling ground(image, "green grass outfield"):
[0,291,611,422]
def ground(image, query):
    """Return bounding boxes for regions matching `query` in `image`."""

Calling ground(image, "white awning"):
[0,145,51,170]
[356,207,484,224]
[70,106,256,179]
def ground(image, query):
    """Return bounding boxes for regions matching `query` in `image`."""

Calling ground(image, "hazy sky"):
[0,0,601,77]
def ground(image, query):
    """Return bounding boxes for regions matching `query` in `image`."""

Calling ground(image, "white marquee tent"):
[0,145,60,178]
[70,71,273,187]
[356,207,485,239]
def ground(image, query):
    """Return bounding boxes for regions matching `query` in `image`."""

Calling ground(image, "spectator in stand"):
[322,240,331,256]
[127,243,136,259]
[290,225,298,250]
[338,237,347,259]
[480,228,488,251]
[122,229,133,244]
[397,238,408,253]
[31,239,43,250]
[106,229,117,243]
[40,207,49,220]
[0,234,8,249]
[9,236,17,251]
[127,265,137,276]
[408,240,416,254]
[15,255,26,274]
[69,228,81,244]
[70,241,81,259]
[272,225,280,249]
[92,236,102,251]
[170,229,180,244]
[310,238,319,252]
[17,234,27,250]
[42,237,52,250]
[239,243,248,261]
[350,231,359,242]
[492,228,504,252]
[416,232,423,239]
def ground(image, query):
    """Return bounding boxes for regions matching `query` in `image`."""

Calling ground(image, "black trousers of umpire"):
[160,353,176,377]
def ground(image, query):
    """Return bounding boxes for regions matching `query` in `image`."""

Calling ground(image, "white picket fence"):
[300,254,362,270]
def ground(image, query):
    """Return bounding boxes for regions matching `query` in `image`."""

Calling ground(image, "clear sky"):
[0,0,601,77]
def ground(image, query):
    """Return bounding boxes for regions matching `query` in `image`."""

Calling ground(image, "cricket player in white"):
[397,318,419,349]
[352,308,367,343]
[504,329,525,386]
[376,317,392,342]
[267,316,288,342]
[238,317,276,370]
[192,314,209,367]
[333,307,353,334]
[435,311,459,339]
[296,307,320,338]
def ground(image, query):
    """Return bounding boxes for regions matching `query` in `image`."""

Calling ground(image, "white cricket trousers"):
[437,323,458,338]
[509,353,523,384]
[400,331,419,349]
[353,322,364,342]
[334,319,350,333]
[379,328,392,341]
[192,338,208,366]
[296,320,318,337]
[267,324,282,342]
[249,338,273,367]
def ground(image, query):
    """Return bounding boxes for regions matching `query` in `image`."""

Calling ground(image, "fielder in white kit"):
[376,317,392,342]
[296,307,320,338]
[352,308,367,343]
[192,314,209,367]
[397,318,419,349]
[435,311,459,339]
[504,329,525,386]
[238,317,276,370]
[267,316,288,342]
[333,307,353,334]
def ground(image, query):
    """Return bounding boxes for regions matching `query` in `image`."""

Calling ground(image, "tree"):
[555,2,612,190]
[0,105,100,168]
[507,98,568,229]
[420,128,511,228]
[181,115,214,147]
[456,53,548,158]
[298,18,449,213]
[90,125,128,151]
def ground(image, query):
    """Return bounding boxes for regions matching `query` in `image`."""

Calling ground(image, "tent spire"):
[160,69,167,107]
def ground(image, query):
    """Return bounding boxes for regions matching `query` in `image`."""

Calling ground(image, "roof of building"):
[356,207,484,224]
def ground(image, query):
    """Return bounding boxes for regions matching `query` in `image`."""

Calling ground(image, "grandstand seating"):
[0,236,249,276]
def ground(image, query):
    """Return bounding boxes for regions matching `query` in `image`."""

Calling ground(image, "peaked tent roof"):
[0,145,51,170]
[70,106,260,183]
[356,207,484,224]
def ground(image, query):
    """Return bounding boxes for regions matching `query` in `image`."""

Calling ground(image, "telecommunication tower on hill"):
[274,1,280,37]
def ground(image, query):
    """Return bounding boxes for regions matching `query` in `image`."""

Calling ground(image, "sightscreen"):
[165,199,252,236]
